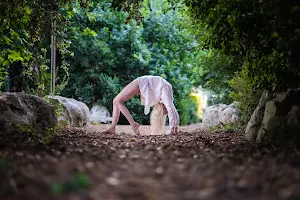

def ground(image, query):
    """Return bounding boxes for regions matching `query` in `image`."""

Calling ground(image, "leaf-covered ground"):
[1,124,300,200]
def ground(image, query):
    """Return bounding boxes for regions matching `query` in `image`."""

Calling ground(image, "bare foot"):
[132,122,140,135]
[102,127,115,134]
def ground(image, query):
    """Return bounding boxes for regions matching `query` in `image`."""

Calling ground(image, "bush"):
[177,96,199,125]
[229,68,262,126]
[208,123,244,133]
[186,0,300,128]
[191,50,236,106]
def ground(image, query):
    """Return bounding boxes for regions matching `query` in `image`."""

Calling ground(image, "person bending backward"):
[103,75,180,135]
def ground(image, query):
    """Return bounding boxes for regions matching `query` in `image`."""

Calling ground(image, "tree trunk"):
[9,61,24,92]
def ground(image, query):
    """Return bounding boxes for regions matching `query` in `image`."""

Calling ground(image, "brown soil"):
[0,124,300,200]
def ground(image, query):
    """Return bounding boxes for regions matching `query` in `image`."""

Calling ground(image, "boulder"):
[245,90,274,141]
[219,106,240,124]
[90,105,112,124]
[202,104,226,129]
[254,88,300,145]
[0,92,57,134]
[45,96,90,127]
[202,103,240,129]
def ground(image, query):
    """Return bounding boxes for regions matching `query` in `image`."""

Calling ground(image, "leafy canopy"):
[186,0,300,91]
[61,0,201,125]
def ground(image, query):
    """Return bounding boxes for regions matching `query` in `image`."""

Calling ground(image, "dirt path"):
[0,125,300,200]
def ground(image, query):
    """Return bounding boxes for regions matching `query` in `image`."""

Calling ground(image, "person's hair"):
[150,103,167,135]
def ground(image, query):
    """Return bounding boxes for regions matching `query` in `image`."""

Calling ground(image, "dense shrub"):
[229,68,262,125]
[186,0,300,125]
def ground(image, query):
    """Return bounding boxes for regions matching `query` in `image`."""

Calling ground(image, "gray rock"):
[0,92,57,134]
[245,90,273,141]
[219,106,240,125]
[45,96,90,127]
[255,88,300,144]
[202,103,240,129]
[90,105,112,124]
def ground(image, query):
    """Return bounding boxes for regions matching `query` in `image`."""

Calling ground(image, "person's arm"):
[161,86,180,134]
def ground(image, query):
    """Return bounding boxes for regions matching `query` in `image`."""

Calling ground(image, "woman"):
[103,75,180,135]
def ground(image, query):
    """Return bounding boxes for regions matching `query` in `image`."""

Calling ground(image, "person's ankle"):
[131,122,139,128]
[131,122,140,135]
[105,126,115,133]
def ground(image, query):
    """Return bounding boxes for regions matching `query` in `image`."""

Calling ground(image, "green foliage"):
[14,123,62,145]
[229,68,262,125]
[124,96,148,124]
[187,0,300,89]
[208,123,243,133]
[112,0,143,23]
[178,97,199,125]
[142,0,198,91]
[60,0,201,125]
[140,0,201,122]
[15,124,35,134]
[0,0,85,95]
[96,74,121,111]
[43,126,58,145]
[186,0,300,126]
[192,50,235,105]
[1,0,210,126]
[51,172,89,194]
[60,1,151,115]
[44,122,68,145]
[44,96,65,117]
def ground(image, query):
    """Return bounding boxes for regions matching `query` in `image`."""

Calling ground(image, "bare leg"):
[103,79,140,135]
[103,103,120,134]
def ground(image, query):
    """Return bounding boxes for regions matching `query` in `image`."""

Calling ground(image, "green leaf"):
[73,173,89,187]
[24,6,32,15]
[271,32,279,38]
[83,27,91,36]
[2,60,10,66]
[51,183,64,194]
[10,29,20,38]
[8,50,24,62]
[90,30,97,37]
[3,36,12,45]
[83,27,97,37]
[132,54,139,59]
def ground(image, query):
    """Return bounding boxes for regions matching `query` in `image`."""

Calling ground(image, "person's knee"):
[113,97,122,106]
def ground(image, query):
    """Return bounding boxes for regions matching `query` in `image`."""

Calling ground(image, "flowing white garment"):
[137,75,180,129]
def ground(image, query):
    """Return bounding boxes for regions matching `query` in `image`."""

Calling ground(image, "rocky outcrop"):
[0,92,57,134]
[245,90,273,141]
[245,88,300,145]
[202,102,240,129]
[45,96,90,127]
[90,105,112,124]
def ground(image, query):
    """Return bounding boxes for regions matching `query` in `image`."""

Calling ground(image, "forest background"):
[1,0,299,128]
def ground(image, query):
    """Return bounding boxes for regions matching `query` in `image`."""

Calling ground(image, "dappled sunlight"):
[191,87,211,119]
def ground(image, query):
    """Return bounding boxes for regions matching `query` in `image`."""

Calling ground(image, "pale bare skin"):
[103,79,141,135]
[103,79,178,135]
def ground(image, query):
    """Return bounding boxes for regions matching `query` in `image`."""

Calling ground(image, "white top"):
[137,75,180,129]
